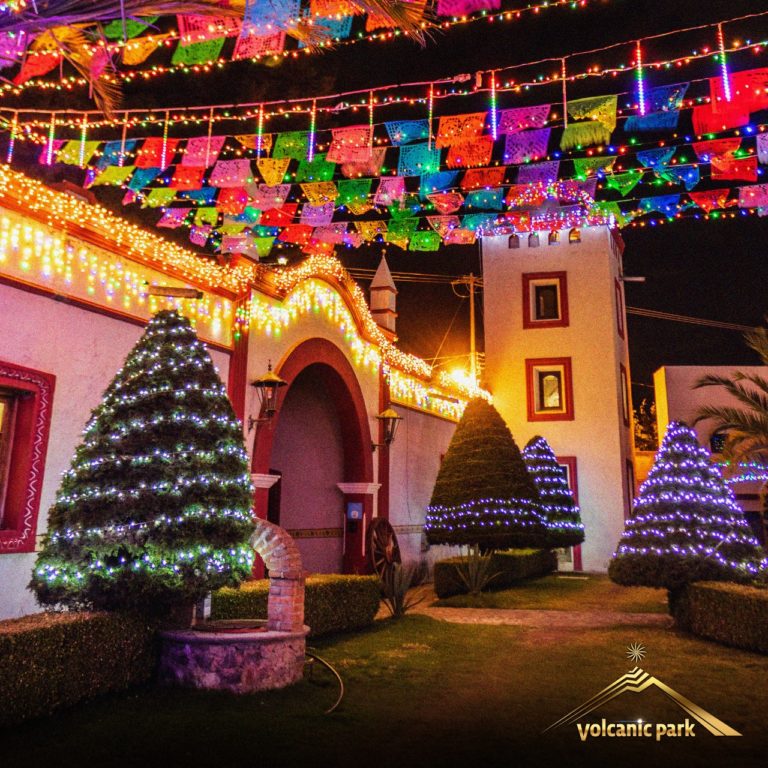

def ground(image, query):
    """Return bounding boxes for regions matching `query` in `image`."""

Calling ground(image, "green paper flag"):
[572,156,615,179]
[336,179,372,208]
[605,170,643,197]
[273,131,310,160]
[142,188,176,208]
[295,155,335,183]
[171,37,226,66]
[91,165,135,186]
[195,206,219,226]
[409,231,441,251]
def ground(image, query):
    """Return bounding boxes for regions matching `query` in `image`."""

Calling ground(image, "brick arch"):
[249,519,304,633]
[251,337,374,484]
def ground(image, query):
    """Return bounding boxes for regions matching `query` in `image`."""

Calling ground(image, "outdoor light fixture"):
[145,284,203,299]
[248,361,287,432]
[372,407,403,451]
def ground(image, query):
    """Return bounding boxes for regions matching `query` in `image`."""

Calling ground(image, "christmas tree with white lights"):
[522,435,584,548]
[31,310,255,616]
[609,421,767,590]
[425,398,545,549]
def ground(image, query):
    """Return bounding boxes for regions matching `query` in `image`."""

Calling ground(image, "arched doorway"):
[252,338,375,574]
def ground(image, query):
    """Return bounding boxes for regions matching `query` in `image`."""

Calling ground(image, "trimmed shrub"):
[211,574,380,637]
[425,398,545,549]
[433,549,557,598]
[0,611,156,727]
[669,581,768,654]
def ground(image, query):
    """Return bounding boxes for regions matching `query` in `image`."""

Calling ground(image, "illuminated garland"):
[609,421,767,589]
[0,164,255,293]
[424,497,546,537]
[0,207,234,345]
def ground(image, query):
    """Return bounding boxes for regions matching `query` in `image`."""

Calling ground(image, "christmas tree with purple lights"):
[609,421,767,590]
[522,436,584,548]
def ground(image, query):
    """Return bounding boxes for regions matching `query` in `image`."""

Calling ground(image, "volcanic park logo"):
[543,644,741,740]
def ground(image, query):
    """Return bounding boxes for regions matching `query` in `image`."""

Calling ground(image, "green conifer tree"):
[609,421,767,590]
[425,398,545,548]
[522,435,585,548]
[30,310,254,614]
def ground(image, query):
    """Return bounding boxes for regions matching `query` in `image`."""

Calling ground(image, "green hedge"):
[211,574,380,637]
[0,611,156,727]
[434,549,557,598]
[670,581,768,654]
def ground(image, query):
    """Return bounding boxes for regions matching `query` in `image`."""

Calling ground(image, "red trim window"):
[522,272,569,329]
[525,357,574,422]
[625,459,636,520]
[0,360,55,554]
[556,456,582,571]
[614,278,625,339]
[619,363,630,427]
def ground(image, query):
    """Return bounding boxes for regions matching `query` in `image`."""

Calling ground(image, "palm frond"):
[348,0,430,44]
[694,375,768,419]
[0,1,240,36]
[744,326,768,365]
[694,404,768,439]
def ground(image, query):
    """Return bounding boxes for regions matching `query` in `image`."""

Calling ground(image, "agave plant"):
[1,0,427,115]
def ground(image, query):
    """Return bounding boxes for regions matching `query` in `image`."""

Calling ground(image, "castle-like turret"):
[369,253,398,334]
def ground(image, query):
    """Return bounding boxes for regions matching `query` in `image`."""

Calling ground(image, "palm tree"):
[1,1,426,115]
[694,326,768,544]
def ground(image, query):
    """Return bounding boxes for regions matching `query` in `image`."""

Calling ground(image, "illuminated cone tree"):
[31,310,255,615]
[522,436,585,548]
[425,398,545,548]
[609,421,767,590]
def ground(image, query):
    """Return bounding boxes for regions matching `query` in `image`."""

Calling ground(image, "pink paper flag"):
[210,159,253,187]
[247,183,291,209]
[232,30,286,59]
[498,104,551,135]
[374,177,406,206]
[182,135,226,167]
[178,15,241,43]
[326,125,373,164]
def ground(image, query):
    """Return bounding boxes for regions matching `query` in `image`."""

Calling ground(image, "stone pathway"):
[385,584,673,631]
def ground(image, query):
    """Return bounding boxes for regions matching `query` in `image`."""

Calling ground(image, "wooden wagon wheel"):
[368,517,401,578]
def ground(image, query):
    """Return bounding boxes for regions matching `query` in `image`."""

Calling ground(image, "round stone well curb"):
[158,624,310,693]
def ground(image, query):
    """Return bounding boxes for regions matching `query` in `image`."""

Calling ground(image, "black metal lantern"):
[248,362,286,431]
[372,407,403,451]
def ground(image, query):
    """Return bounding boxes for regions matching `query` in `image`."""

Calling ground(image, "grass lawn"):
[433,573,669,613]
[2,612,766,768]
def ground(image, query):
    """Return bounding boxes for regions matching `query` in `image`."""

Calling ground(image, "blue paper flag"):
[398,143,440,177]
[465,188,505,211]
[420,171,459,199]
[180,188,218,205]
[128,167,161,191]
[385,120,431,146]
[97,140,138,170]
[637,147,676,169]
[625,111,680,133]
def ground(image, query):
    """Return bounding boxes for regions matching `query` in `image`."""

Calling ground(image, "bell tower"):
[369,253,398,335]
[481,225,633,572]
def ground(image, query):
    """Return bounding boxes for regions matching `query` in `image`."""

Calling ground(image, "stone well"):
[158,520,309,693]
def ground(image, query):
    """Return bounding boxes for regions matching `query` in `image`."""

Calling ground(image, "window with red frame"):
[0,361,55,555]
[615,278,625,339]
[525,358,574,422]
[523,272,569,329]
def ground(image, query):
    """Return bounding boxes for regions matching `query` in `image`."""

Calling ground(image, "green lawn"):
[3,613,766,768]
[433,573,669,613]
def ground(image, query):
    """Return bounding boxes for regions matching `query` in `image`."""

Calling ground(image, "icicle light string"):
[2,9,768,119]
[636,40,647,116]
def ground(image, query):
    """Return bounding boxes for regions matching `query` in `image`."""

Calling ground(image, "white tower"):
[370,253,398,334]
[481,225,633,572]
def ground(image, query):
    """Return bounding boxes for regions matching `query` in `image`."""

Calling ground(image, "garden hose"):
[305,649,344,714]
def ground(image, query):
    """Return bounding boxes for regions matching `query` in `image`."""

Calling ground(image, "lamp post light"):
[372,407,403,451]
[247,361,287,432]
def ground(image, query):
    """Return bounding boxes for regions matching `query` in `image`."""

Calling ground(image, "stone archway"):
[252,338,375,574]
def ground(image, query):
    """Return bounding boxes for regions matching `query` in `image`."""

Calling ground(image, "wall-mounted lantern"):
[371,408,403,451]
[247,362,287,432]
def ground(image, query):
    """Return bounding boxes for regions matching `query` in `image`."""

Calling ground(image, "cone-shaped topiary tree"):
[609,421,767,591]
[522,435,585,548]
[30,310,255,616]
[425,398,545,548]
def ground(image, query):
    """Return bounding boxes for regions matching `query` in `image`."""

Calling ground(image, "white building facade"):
[481,225,634,572]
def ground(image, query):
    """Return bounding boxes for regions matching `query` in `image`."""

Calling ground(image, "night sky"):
[12,0,768,405]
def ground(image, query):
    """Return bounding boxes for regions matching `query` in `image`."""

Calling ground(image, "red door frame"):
[251,338,375,575]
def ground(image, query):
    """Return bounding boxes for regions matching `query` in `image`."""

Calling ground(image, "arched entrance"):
[252,338,375,574]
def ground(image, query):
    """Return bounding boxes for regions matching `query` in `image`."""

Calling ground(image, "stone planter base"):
[158,625,309,693]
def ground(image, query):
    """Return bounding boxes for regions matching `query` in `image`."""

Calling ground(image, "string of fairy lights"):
[1,0,617,88]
